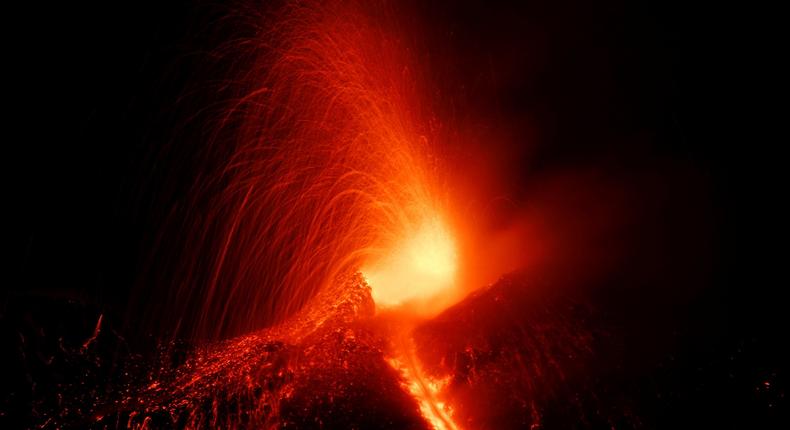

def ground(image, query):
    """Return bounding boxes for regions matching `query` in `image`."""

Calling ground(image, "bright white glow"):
[363,216,457,308]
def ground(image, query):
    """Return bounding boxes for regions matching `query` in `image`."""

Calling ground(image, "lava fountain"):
[134,1,468,427]
[147,0,465,343]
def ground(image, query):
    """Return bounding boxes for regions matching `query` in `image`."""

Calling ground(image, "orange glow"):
[363,215,458,309]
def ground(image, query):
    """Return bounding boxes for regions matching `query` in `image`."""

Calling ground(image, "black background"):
[4,0,784,427]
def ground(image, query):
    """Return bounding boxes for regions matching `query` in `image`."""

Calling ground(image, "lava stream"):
[386,323,459,430]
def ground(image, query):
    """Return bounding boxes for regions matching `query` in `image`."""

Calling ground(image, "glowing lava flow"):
[386,327,459,430]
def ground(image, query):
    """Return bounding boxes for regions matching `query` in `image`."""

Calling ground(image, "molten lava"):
[387,329,459,430]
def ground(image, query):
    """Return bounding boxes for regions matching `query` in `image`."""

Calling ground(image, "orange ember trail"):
[154,0,467,342]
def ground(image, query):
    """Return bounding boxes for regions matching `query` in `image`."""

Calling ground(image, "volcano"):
[10,270,653,429]
[4,0,775,428]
